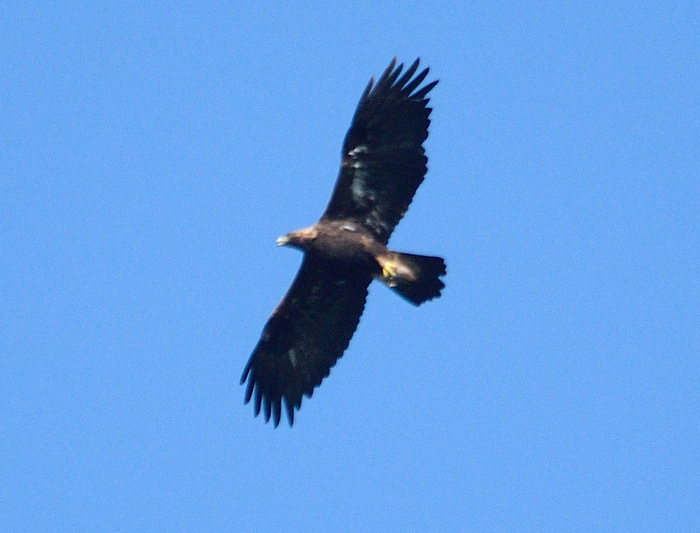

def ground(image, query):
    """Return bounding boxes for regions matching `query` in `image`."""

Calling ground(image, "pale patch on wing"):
[341,222,357,231]
[365,211,387,236]
[348,145,369,158]
[288,348,297,368]
[348,145,372,206]
[350,175,368,206]
[365,204,402,238]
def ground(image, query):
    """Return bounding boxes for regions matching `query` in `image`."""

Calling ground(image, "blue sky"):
[1,3,698,531]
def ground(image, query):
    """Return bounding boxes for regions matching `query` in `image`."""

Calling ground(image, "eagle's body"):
[242,59,445,426]
[279,223,380,268]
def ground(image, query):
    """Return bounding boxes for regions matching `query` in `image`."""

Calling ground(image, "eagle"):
[241,58,445,426]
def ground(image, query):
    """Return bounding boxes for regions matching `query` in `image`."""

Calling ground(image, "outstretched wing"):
[321,58,438,245]
[241,257,372,427]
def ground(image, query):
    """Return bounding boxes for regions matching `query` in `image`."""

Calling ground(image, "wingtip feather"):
[285,398,295,426]
[395,58,421,90]
[411,79,439,100]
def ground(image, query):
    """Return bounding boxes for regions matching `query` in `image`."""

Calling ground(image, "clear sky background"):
[2,3,698,531]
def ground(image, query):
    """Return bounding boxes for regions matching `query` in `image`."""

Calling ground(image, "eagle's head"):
[277,226,319,250]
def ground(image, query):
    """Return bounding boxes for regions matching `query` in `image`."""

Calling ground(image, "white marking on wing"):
[348,145,369,157]
[349,145,371,205]
[351,174,367,204]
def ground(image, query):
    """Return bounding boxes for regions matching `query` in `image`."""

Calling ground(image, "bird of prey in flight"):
[241,58,445,426]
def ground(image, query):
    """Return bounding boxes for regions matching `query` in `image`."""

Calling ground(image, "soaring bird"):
[241,58,445,426]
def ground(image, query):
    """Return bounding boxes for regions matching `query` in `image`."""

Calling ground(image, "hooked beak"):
[276,234,290,246]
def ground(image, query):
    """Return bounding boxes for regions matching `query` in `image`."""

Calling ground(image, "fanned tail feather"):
[378,252,446,305]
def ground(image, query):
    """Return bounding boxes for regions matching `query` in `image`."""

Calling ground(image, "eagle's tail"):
[377,252,446,306]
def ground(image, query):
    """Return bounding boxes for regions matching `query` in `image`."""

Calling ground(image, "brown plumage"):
[241,58,445,426]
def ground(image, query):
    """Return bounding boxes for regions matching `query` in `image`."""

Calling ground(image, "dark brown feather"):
[241,257,371,426]
[322,58,438,244]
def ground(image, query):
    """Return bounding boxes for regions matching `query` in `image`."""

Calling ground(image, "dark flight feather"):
[323,57,438,244]
[241,258,371,426]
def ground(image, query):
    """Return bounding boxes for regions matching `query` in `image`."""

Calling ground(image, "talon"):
[382,262,398,279]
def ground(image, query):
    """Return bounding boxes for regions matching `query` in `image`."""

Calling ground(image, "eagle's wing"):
[241,257,372,426]
[321,58,438,245]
